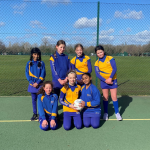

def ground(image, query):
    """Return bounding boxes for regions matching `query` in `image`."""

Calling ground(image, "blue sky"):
[1,0,150,47]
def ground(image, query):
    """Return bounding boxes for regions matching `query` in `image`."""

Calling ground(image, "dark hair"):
[30,47,41,67]
[53,40,66,58]
[95,45,106,55]
[37,81,54,96]
[75,43,85,56]
[82,73,92,84]
[64,70,76,90]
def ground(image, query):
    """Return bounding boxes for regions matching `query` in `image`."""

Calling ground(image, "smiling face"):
[68,73,76,86]
[96,49,105,58]
[32,53,39,61]
[75,46,83,57]
[43,84,53,95]
[56,44,65,54]
[82,74,91,85]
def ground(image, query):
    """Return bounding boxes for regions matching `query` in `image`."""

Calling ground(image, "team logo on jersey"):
[95,112,99,114]
[115,83,117,85]
[106,61,110,64]
[76,112,80,114]
[87,94,91,97]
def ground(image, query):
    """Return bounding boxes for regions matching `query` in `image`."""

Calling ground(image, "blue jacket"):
[38,93,58,120]
[25,60,46,84]
[80,84,101,113]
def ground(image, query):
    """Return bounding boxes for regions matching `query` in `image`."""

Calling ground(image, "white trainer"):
[115,113,122,121]
[103,113,108,120]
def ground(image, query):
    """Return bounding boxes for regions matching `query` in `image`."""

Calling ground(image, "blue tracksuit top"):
[38,93,58,120]
[25,60,46,84]
[80,84,101,113]
[50,51,70,81]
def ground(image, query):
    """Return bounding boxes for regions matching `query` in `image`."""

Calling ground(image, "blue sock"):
[103,100,108,113]
[113,100,119,114]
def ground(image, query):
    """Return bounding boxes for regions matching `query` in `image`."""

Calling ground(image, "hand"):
[50,119,56,128]
[69,104,78,110]
[105,78,113,84]
[42,120,48,128]
[33,83,38,88]
[79,101,85,108]
[58,79,65,85]
[77,79,84,85]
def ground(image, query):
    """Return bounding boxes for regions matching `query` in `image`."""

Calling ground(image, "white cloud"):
[42,36,57,44]
[30,20,46,29]
[114,10,143,20]
[100,28,114,35]
[72,36,86,43]
[12,3,27,15]
[126,27,131,32]
[41,0,71,6]
[74,17,102,29]
[0,22,5,27]
[119,30,124,35]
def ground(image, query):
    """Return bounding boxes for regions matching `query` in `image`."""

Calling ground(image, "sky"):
[1,0,150,47]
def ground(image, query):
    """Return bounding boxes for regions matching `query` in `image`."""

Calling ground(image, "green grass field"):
[0,55,149,96]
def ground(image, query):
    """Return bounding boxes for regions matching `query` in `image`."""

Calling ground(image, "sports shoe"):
[31,113,38,121]
[115,113,122,121]
[103,113,108,120]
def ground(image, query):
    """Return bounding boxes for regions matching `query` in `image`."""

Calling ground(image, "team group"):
[25,40,122,131]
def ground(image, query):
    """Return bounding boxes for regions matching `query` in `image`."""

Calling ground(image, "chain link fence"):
[0,1,150,95]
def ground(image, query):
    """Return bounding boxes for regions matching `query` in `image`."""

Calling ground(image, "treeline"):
[1,40,150,56]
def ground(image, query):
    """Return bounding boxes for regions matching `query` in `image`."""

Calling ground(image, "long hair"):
[64,70,76,90]
[30,47,42,67]
[53,40,66,58]
[37,81,54,96]
[74,43,85,56]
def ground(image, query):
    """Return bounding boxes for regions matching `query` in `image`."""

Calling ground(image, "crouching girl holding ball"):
[59,70,82,130]
[80,73,101,129]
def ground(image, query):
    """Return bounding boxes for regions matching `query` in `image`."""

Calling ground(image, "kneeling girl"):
[59,70,82,130]
[38,81,58,131]
[80,73,101,129]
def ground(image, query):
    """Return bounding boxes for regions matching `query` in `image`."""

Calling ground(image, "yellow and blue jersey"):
[70,55,92,75]
[94,55,117,81]
[59,84,81,112]
[80,84,101,113]
[38,93,58,120]
[25,60,46,84]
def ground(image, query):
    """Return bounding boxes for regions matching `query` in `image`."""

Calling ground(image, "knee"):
[83,122,91,128]
[63,125,71,130]
[40,125,49,131]
[50,124,58,130]
[92,122,100,129]
[75,123,82,129]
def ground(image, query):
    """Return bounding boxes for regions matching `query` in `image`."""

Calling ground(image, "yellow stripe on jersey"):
[49,56,54,61]
[81,85,85,91]
[51,113,57,117]
[29,63,38,78]
[41,96,45,102]
[44,109,51,114]
[87,102,91,107]
[94,56,117,80]
[39,77,44,81]
[70,56,90,75]
[62,85,81,112]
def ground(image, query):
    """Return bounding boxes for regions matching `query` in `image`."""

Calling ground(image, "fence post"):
[96,1,100,87]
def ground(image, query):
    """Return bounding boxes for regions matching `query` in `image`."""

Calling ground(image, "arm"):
[94,66,106,82]
[37,95,46,120]
[59,91,70,107]
[51,95,58,120]
[110,58,117,78]
[70,63,75,70]
[36,62,46,84]
[25,62,33,84]
[87,59,92,73]
[85,87,100,107]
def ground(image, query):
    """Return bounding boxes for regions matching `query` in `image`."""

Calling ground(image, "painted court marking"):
[0,119,150,123]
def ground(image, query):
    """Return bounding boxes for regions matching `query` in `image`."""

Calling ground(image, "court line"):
[0,119,150,122]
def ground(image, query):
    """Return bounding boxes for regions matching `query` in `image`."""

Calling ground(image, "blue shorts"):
[100,79,118,89]
[27,84,41,93]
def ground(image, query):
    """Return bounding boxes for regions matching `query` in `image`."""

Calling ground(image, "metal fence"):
[0,1,150,95]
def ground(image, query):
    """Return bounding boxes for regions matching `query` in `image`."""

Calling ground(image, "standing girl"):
[80,73,101,129]
[59,70,82,130]
[25,47,46,121]
[94,45,122,121]
[49,40,70,97]
[70,44,92,85]
[37,81,58,131]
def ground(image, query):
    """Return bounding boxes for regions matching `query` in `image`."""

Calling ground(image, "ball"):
[74,99,83,111]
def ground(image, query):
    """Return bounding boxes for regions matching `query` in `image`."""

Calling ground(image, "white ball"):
[74,99,83,111]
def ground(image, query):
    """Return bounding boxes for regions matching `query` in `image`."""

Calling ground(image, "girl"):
[49,40,70,97]
[94,45,122,121]
[80,73,101,129]
[70,44,92,85]
[59,70,82,130]
[37,81,58,131]
[25,47,46,121]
